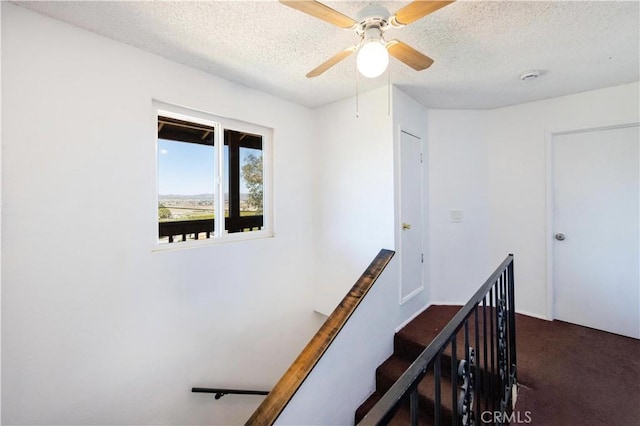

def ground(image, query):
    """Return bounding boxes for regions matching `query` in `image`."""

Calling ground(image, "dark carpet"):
[514,312,640,426]
[356,305,640,425]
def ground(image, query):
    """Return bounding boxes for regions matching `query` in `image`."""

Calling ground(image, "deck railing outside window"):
[158,216,263,243]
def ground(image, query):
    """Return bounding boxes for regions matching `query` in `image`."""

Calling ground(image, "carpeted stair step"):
[395,306,503,386]
[374,355,455,424]
[355,390,433,425]
[394,306,461,362]
[395,305,499,361]
[355,305,505,424]
[355,355,456,424]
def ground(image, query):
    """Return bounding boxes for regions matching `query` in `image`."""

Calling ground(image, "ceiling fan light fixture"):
[279,0,452,79]
[356,28,389,78]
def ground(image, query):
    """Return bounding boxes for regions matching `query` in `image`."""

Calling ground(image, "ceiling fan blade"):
[386,40,434,71]
[279,1,357,29]
[392,0,455,26]
[306,46,357,78]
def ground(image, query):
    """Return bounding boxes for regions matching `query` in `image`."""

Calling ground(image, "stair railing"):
[359,254,516,426]
[192,387,269,400]
[246,249,395,425]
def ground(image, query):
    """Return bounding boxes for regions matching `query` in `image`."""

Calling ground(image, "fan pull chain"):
[387,62,391,116]
[355,63,360,118]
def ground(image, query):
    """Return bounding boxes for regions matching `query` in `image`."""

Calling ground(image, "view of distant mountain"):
[159,193,249,201]
[159,193,213,200]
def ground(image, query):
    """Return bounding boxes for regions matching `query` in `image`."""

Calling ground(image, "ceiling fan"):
[279,0,455,78]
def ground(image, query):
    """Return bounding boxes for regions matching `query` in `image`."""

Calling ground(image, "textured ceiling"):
[13,0,640,109]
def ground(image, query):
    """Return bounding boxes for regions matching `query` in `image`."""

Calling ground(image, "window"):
[156,106,271,245]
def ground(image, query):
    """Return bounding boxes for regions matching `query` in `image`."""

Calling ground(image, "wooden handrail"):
[245,249,395,425]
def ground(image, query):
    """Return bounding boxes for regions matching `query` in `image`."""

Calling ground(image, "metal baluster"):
[497,272,510,415]
[508,257,517,381]
[451,336,458,426]
[474,305,480,423]
[498,274,504,394]
[410,385,419,426]
[464,322,470,421]
[459,322,470,424]
[482,296,489,416]
[496,273,504,394]
[435,354,442,426]
[499,273,508,404]
[490,287,496,415]
[503,269,510,401]
[458,321,475,426]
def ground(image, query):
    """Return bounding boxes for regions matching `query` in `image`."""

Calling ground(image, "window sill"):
[151,230,274,252]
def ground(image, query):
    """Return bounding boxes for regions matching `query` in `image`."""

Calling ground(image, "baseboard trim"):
[428,301,464,307]
[395,303,431,333]
[515,309,550,321]
[423,302,551,322]
[392,302,551,334]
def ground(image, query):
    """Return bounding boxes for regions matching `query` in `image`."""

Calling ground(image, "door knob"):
[402,223,411,230]
[555,233,566,241]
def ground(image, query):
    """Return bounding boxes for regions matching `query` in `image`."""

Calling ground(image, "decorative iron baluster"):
[497,291,508,392]
[457,347,475,426]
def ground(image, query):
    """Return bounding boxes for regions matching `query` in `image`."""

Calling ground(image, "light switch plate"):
[450,209,464,223]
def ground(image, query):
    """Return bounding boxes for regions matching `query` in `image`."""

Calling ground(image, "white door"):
[552,125,639,338]
[400,131,424,303]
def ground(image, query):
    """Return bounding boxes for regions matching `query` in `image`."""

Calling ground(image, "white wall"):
[312,87,395,314]
[428,82,640,318]
[312,86,431,320]
[276,88,429,425]
[275,88,429,425]
[485,82,640,318]
[277,257,399,425]
[427,110,491,303]
[1,4,322,425]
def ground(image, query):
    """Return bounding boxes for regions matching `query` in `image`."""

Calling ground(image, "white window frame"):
[153,101,273,250]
